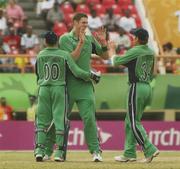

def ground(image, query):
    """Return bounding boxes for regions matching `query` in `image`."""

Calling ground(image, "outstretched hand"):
[108,41,116,58]
[94,27,107,46]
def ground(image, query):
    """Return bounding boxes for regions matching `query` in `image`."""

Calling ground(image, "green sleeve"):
[112,48,137,66]
[64,53,91,81]
[59,35,74,52]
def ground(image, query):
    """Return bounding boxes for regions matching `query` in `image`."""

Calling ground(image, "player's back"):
[36,47,68,86]
[135,45,154,83]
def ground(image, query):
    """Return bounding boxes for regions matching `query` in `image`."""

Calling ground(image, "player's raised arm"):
[92,27,109,60]
[108,41,137,66]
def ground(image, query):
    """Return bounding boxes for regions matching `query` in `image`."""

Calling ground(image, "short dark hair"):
[73,13,88,22]
[130,28,149,44]
[44,31,58,45]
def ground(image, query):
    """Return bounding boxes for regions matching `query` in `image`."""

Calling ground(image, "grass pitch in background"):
[0,151,180,169]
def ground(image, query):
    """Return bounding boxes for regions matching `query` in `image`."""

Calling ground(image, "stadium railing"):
[71,109,179,121]
[1,54,180,122]
[0,54,35,73]
[13,109,180,121]
[0,54,180,73]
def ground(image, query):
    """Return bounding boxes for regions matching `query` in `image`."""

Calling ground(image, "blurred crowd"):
[0,95,36,121]
[0,0,140,73]
[0,0,40,73]
[0,0,179,74]
[157,42,180,74]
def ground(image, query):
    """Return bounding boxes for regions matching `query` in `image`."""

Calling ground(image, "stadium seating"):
[117,0,132,6]
[76,4,90,14]
[112,4,122,15]
[53,22,68,37]
[0,0,143,74]
[93,4,106,15]
[64,13,74,29]
[86,0,100,4]
[128,5,137,14]
[133,15,142,27]
[61,2,74,14]
[102,0,116,9]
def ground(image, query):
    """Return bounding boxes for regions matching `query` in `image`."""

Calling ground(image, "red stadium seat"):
[102,0,116,9]
[121,4,129,11]
[118,0,132,6]
[53,22,68,37]
[128,5,137,14]
[112,4,121,15]
[93,4,105,15]
[76,4,90,14]
[61,3,74,14]
[64,13,74,24]
[64,13,74,29]
[135,16,142,27]
[127,32,134,47]
[86,0,100,4]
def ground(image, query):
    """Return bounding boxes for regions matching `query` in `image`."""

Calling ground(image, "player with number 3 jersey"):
[109,28,159,163]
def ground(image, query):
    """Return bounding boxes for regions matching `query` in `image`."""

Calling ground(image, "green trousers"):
[123,83,157,158]
[45,82,100,154]
[68,84,100,153]
[35,86,67,151]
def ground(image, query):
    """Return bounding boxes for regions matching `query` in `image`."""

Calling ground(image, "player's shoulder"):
[56,49,70,59]
[86,34,94,41]
[126,46,137,54]
[58,49,69,55]
[59,32,71,41]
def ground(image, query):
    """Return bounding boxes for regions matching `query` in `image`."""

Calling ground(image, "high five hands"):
[94,27,107,47]
[108,41,116,58]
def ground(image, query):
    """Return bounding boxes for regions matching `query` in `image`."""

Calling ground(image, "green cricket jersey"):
[59,31,104,84]
[112,45,155,83]
[36,47,91,86]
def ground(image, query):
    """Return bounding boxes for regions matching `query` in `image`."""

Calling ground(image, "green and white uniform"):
[58,31,104,153]
[112,45,158,158]
[35,47,91,153]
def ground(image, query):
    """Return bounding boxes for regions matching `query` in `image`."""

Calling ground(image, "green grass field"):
[0,151,180,169]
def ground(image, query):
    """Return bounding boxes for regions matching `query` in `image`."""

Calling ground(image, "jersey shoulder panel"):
[59,33,71,41]
[58,49,70,58]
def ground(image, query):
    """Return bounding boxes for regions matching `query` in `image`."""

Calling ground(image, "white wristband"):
[110,55,116,66]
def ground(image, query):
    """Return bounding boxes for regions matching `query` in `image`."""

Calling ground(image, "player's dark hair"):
[130,28,149,45]
[44,31,58,46]
[73,13,88,22]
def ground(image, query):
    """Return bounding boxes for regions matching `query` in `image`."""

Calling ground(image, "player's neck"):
[46,44,57,48]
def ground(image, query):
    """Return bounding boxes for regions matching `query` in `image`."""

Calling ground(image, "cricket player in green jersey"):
[34,31,101,162]
[109,28,159,163]
[44,13,108,162]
